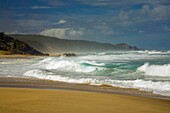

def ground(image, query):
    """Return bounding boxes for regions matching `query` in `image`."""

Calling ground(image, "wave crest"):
[38,58,104,73]
[23,69,170,96]
[137,63,170,77]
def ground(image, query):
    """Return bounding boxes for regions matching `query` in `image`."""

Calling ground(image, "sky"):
[0,0,170,50]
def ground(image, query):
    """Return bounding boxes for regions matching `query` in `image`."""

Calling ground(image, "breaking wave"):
[1,50,170,96]
[23,69,170,96]
[137,63,170,77]
[37,58,107,73]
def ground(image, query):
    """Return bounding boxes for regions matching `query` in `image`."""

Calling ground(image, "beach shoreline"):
[0,77,169,100]
[0,54,170,112]
[0,78,170,113]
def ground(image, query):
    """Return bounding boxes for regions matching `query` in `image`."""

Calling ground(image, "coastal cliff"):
[11,34,140,53]
[0,32,45,55]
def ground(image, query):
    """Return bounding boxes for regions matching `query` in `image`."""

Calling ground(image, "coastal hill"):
[10,34,139,53]
[0,32,45,55]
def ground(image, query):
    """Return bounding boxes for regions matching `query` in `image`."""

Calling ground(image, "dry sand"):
[0,87,170,113]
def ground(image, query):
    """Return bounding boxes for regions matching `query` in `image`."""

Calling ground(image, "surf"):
[137,63,170,77]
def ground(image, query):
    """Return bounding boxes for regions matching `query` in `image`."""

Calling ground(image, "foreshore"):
[0,77,170,113]
[0,53,76,58]
[0,54,44,59]
[0,77,170,100]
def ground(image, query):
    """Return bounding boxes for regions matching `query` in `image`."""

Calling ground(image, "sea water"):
[0,50,170,96]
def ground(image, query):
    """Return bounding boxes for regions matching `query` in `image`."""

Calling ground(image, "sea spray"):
[23,69,170,96]
[137,63,170,77]
[1,50,170,96]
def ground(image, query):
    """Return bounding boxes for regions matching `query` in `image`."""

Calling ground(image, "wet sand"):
[0,77,170,99]
[0,54,41,59]
[0,77,170,113]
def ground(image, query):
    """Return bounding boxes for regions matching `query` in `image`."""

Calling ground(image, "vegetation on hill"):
[0,32,46,55]
[11,34,140,53]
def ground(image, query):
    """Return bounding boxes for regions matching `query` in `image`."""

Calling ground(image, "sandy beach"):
[0,87,170,113]
[0,77,170,113]
[0,54,41,59]
[0,54,170,113]
[1,0,170,112]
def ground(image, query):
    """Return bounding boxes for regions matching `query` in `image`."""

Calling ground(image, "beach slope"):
[0,87,170,113]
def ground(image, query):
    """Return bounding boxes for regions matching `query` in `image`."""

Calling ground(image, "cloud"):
[93,23,119,35]
[16,19,52,27]
[40,28,84,39]
[40,28,68,38]
[56,19,66,24]
[68,29,84,37]
[116,5,170,26]
[76,0,170,6]
[30,5,53,9]
[164,26,170,32]
[6,31,28,34]
[76,0,113,6]
[138,30,144,33]
[43,0,68,6]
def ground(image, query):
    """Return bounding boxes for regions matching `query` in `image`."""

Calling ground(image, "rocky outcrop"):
[0,32,46,55]
[115,43,140,50]
[63,53,76,57]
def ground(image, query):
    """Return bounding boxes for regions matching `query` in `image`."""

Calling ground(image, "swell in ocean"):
[0,50,170,96]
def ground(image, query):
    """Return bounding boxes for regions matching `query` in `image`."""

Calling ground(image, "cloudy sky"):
[0,0,170,50]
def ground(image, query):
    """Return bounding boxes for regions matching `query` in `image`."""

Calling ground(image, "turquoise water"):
[0,50,170,96]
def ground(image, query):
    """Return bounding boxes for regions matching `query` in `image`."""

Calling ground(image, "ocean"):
[0,50,170,96]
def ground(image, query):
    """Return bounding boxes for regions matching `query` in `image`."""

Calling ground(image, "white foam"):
[0,59,30,64]
[111,79,170,96]
[23,69,100,84]
[46,60,97,73]
[37,58,99,73]
[23,69,48,79]
[23,69,170,96]
[39,57,53,64]
[1,50,170,97]
[136,50,170,55]
[79,52,167,62]
[137,63,170,77]
[81,60,105,66]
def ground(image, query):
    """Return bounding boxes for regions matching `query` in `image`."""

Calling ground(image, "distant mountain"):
[0,32,45,55]
[10,34,140,53]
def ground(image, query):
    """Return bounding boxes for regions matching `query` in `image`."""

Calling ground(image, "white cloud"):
[31,5,52,9]
[56,20,66,24]
[40,28,84,39]
[149,5,170,21]
[76,0,112,6]
[40,28,68,38]
[143,5,170,21]
[116,5,170,26]
[68,29,83,37]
